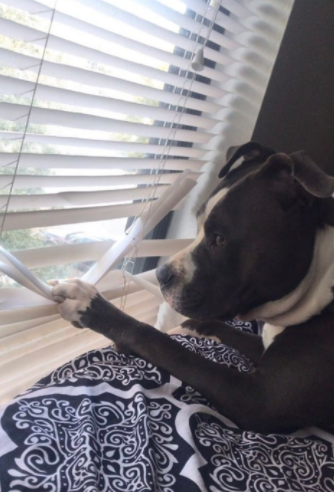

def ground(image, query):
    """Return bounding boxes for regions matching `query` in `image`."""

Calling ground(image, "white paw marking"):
[51,278,98,324]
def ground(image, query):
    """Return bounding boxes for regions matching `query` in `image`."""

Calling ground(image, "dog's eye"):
[214,234,227,247]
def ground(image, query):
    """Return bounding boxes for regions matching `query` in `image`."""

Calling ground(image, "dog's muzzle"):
[156,263,206,317]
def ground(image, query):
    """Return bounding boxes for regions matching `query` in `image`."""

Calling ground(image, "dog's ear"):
[259,151,334,198]
[290,151,334,225]
[259,152,334,224]
[219,141,275,179]
[289,151,334,198]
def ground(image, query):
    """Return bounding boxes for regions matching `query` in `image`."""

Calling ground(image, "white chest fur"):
[262,324,286,350]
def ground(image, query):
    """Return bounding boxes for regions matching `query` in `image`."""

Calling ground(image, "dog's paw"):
[50,278,99,328]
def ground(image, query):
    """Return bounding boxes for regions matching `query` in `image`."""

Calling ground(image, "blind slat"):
[0,153,204,171]
[13,239,193,269]
[0,185,170,210]
[0,201,156,231]
[0,75,216,129]
[1,303,58,324]
[0,131,206,157]
[0,17,226,99]
[0,102,213,144]
[0,196,189,230]
[0,314,60,340]
[0,49,221,113]
[0,171,200,189]
[0,325,82,365]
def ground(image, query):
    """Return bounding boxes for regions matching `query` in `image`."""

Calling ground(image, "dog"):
[51,142,334,433]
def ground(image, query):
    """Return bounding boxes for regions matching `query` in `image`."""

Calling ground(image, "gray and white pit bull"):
[52,142,334,433]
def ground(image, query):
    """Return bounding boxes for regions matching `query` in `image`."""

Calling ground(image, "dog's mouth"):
[160,286,205,317]
[160,286,235,321]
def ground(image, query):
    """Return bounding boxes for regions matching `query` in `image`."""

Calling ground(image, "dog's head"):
[157,142,334,320]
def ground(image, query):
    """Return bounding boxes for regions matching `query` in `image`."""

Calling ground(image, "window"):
[0,0,294,402]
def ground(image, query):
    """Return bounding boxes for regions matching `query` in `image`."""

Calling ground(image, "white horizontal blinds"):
[5,0,229,82]
[0,0,219,241]
[0,18,226,100]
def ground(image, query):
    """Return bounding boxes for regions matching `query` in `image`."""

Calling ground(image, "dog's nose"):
[156,264,175,288]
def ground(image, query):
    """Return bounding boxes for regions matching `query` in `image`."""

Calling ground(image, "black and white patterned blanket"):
[1,320,334,492]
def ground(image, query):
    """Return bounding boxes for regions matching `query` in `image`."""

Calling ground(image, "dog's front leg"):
[52,279,266,430]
